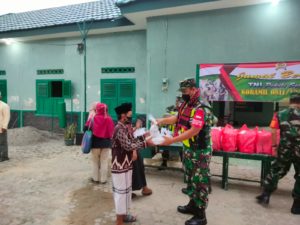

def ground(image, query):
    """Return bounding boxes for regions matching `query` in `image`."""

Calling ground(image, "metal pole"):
[77,20,93,128]
[83,37,87,125]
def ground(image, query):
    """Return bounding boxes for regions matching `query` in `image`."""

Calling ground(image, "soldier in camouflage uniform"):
[256,93,300,215]
[157,78,215,225]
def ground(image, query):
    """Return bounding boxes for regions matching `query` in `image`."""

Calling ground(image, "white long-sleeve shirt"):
[0,100,10,133]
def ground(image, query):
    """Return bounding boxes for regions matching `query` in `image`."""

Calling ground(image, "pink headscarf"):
[85,103,114,138]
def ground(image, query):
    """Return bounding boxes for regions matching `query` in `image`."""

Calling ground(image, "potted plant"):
[64,123,76,146]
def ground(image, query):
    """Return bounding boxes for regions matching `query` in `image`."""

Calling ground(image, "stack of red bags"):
[211,124,279,155]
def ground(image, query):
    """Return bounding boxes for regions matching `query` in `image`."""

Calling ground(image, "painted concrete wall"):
[0,30,147,114]
[147,0,300,121]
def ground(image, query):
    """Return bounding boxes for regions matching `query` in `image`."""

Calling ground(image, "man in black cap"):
[256,92,300,215]
[156,78,216,225]
[111,102,153,225]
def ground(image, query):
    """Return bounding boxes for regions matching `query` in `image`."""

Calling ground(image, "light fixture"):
[77,42,84,54]
[162,77,169,92]
[271,0,280,7]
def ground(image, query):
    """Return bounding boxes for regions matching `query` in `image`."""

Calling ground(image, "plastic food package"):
[211,127,223,151]
[133,128,146,138]
[237,124,257,154]
[221,124,238,152]
[256,129,272,155]
[150,124,165,145]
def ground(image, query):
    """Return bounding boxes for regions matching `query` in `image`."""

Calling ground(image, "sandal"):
[123,214,137,223]
[141,187,152,196]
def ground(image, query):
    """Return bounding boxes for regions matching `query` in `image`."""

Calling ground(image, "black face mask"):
[126,116,132,124]
[182,94,190,102]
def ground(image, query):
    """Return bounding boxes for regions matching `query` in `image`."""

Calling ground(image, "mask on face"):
[126,116,132,124]
[182,94,190,102]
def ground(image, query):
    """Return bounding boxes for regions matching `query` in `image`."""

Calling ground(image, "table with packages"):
[142,145,276,190]
[212,151,276,190]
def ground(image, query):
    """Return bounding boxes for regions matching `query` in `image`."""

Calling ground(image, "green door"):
[101,79,136,120]
[0,80,7,103]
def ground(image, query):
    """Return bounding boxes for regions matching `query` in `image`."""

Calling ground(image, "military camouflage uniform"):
[264,106,300,199]
[176,88,215,209]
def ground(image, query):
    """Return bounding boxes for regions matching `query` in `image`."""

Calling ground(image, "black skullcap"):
[114,103,132,115]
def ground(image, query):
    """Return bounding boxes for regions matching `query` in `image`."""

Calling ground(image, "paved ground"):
[0,135,299,225]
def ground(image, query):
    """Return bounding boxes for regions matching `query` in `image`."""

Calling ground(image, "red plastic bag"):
[211,127,223,151]
[221,124,238,152]
[237,124,256,154]
[256,129,272,155]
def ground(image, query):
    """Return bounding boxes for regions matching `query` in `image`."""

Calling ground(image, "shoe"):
[123,214,137,223]
[185,208,207,225]
[256,191,270,205]
[291,199,300,215]
[177,200,196,215]
[142,187,152,196]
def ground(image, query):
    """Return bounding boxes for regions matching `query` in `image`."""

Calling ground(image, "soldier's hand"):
[1,128,7,133]
[156,118,163,126]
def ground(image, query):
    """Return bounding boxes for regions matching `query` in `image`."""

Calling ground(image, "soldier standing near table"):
[157,78,215,225]
[256,93,300,215]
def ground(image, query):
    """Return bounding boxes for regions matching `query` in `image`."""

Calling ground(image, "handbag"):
[81,118,94,154]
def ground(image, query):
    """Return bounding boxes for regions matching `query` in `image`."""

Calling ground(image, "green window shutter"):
[118,80,136,117]
[0,80,7,103]
[36,80,50,97]
[101,80,119,120]
[101,79,136,120]
[63,80,72,98]
[36,80,50,115]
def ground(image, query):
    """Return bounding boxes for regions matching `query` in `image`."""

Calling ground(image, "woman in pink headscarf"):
[84,102,115,184]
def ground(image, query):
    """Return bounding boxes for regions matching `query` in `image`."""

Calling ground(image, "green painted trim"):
[0,18,134,39]
[37,69,64,75]
[119,0,218,14]
[196,64,200,88]
[102,67,135,73]
[0,70,6,76]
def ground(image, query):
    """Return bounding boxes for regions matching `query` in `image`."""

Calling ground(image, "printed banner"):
[198,62,300,102]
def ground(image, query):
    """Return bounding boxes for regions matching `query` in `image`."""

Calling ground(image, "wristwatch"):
[272,145,277,147]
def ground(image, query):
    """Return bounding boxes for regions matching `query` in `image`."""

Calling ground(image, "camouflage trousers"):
[183,146,211,208]
[263,141,300,199]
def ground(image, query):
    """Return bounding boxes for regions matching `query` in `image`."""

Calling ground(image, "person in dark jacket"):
[131,118,152,197]
[84,102,114,184]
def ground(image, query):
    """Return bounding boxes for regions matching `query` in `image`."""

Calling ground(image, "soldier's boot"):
[177,200,196,215]
[256,191,271,205]
[185,208,207,225]
[291,199,300,215]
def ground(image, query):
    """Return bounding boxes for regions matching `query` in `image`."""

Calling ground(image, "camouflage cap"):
[178,78,196,91]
